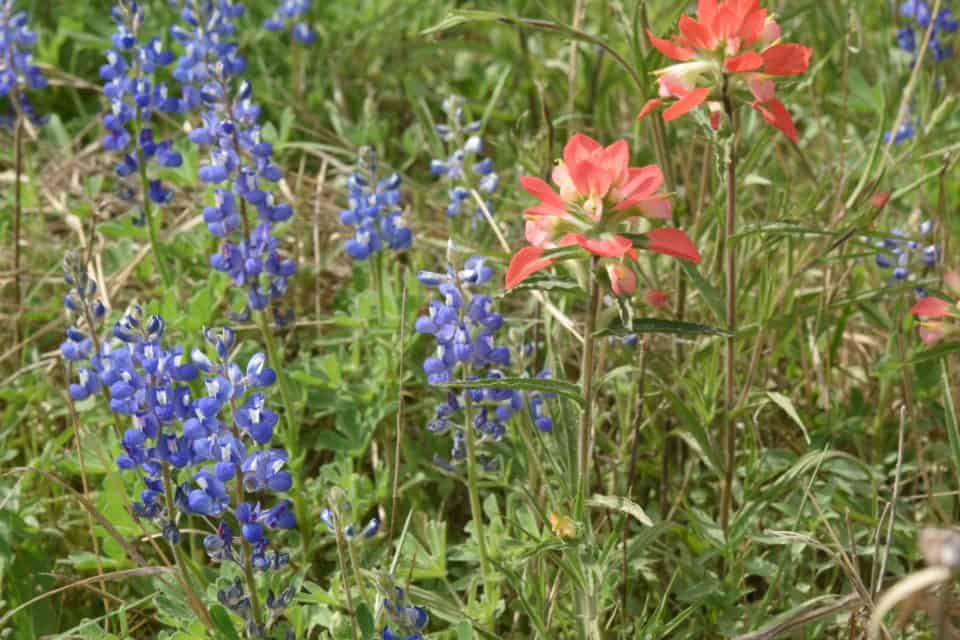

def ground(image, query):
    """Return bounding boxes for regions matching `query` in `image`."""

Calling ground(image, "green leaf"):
[209,605,240,640]
[680,262,726,324]
[766,391,811,445]
[503,273,584,296]
[356,602,375,638]
[438,377,583,405]
[455,620,476,640]
[542,243,590,262]
[940,359,960,488]
[910,341,960,365]
[421,10,505,36]
[588,494,653,526]
[595,318,729,338]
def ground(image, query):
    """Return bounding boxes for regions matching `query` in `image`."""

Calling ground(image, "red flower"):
[909,272,960,344]
[637,0,812,141]
[506,134,701,290]
[645,289,670,308]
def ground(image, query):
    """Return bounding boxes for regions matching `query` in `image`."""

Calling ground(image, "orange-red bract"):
[638,0,812,142]
[506,134,701,290]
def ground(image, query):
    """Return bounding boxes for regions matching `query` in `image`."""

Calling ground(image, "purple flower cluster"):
[340,149,412,260]
[898,1,957,61]
[264,0,315,44]
[61,255,296,630]
[430,96,499,220]
[875,219,938,282]
[100,2,182,207]
[0,0,47,125]
[380,585,428,640]
[169,0,246,112]
[173,5,297,319]
[415,256,554,470]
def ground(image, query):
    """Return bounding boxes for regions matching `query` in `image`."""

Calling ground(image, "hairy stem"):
[720,76,738,537]
[161,463,215,630]
[134,120,173,289]
[252,309,309,553]
[463,365,492,594]
[578,256,601,514]
[13,103,24,363]
[225,405,264,630]
[334,517,360,640]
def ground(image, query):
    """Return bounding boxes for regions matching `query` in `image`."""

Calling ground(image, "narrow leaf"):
[595,318,729,338]
[588,494,654,526]
[766,392,811,445]
[940,359,960,488]
[439,377,583,405]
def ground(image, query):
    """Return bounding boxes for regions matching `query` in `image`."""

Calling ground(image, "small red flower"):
[645,289,670,308]
[638,0,812,141]
[505,134,701,290]
[909,272,960,344]
[606,262,637,296]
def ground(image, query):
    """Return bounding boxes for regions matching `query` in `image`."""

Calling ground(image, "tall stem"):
[719,77,738,536]
[13,103,23,363]
[333,518,360,640]
[226,406,264,630]
[462,365,492,594]
[134,118,173,289]
[252,310,309,553]
[577,256,601,514]
[161,463,215,630]
[373,252,386,324]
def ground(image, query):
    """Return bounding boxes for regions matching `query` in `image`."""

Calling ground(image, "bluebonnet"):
[100,1,182,216]
[264,0,315,44]
[415,255,554,470]
[318,488,381,546]
[379,583,428,640]
[884,113,918,145]
[874,219,938,287]
[60,253,108,401]
[897,1,957,61]
[0,0,48,125]
[178,30,298,318]
[168,0,246,112]
[430,95,500,220]
[340,148,412,260]
[61,262,297,628]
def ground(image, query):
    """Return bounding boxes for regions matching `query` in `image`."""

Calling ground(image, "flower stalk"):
[462,364,492,594]
[135,132,174,289]
[720,75,738,536]
[161,462,215,630]
[578,255,601,515]
[13,100,24,362]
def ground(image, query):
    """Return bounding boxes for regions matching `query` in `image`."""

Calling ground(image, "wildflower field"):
[3,0,960,637]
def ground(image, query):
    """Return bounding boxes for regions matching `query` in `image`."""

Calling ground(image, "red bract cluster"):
[505,134,701,291]
[638,0,812,141]
[910,271,960,344]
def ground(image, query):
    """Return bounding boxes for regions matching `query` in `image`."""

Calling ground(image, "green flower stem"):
[334,518,360,640]
[462,365,492,595]
[226,401,265,630]
[346,537,371,610]
[719,76,738,537]
[133,114,174,290]
[12,98,23,364]
[161,463,215,630]
[252,309,311,553]
[577,256,601,516]
[373,252,386,324]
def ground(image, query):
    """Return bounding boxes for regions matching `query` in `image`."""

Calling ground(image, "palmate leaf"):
[595,318,730,338]
[439,377,583,405]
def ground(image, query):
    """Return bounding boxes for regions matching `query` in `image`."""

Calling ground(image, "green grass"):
[1,0,960,638]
